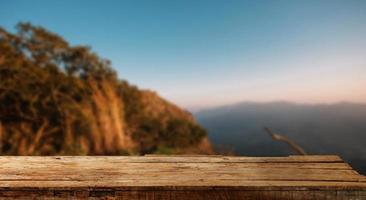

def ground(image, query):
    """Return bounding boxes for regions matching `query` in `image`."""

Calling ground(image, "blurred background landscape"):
[195,102,366,174]
[0,0,365,175]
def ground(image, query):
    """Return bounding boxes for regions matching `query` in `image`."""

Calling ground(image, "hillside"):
[195,101,366,174]
[0,23,213,155]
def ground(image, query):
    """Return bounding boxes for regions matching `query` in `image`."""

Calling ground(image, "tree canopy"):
[0,23,212,155]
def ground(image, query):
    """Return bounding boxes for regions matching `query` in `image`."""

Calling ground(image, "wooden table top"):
[0,155,365,191]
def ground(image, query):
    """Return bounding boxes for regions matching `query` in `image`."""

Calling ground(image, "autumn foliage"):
[0,23,212,155]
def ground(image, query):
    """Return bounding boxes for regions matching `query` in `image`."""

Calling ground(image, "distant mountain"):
[195,101,366,175]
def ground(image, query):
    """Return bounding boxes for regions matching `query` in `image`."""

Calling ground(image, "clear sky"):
[1,0,366,110]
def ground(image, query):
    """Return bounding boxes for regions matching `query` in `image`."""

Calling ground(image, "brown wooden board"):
[0,155,365,199]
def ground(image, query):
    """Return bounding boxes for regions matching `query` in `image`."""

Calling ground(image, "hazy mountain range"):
[195,101,366,175]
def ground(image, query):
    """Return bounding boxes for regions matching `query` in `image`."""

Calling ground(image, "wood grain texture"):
[0,155,365,199]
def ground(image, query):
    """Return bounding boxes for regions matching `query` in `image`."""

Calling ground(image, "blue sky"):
[1,0,366,110]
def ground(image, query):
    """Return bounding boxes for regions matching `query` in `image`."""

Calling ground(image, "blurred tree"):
[0,23,211,155]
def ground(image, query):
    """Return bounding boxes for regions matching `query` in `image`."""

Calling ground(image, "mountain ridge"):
[195,101,366,174]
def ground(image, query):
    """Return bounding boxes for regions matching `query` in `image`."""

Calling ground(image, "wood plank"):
[0,155,344,163]
[0,188,365,200]
[0,156,364,199]
[0,167,361,181]
[0,162,353,170]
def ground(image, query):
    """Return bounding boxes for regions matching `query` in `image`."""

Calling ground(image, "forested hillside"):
[0,23,212,155]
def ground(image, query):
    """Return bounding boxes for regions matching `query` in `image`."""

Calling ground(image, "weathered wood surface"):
[0,155,365,199]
